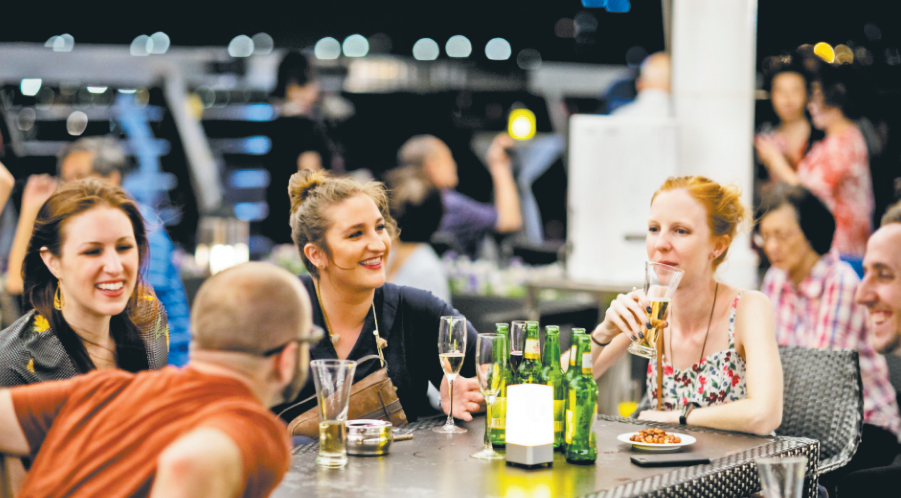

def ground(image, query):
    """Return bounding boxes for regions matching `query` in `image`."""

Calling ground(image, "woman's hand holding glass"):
[595,289,656,344]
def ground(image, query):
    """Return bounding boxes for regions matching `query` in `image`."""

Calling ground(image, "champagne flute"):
[434,315,468,434]
[472,333,506,460]
[627,262,683,359]
[508,320,527,372]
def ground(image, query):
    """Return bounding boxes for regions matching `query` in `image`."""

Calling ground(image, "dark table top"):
[272,415,819,498]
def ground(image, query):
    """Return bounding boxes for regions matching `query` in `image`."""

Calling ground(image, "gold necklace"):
[314,279,387,367]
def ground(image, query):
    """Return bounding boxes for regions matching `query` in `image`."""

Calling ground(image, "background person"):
[383,165,449,303]
[589,176,783,436]
[275,170,483,424]
[611,52,672,118]
[754,55,822,198]
[756,63,873,268]
[759,185,899,481]
[0,262,312,497]
[397,133,522,257]
[5,137,190,367]
[856,203,901,354]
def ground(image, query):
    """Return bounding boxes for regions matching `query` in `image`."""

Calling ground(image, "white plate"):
[617,432,696,452]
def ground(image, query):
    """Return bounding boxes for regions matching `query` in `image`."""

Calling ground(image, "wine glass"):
[508,320,527,372]
[434,315,468,434]
[471,333,506,460]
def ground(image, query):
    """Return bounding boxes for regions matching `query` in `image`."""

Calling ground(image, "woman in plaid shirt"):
[759,185,900,481]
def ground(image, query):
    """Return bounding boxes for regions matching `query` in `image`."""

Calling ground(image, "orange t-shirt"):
[10,367,290,498]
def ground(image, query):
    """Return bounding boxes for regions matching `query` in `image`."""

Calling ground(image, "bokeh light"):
[130,35,152,56]
[508,109,536,141]
[516,49,542,70]
[834,44,853,64]
[66,111,89,136]
[252,33,274,55]
[343,34,370,58]
[16,108,36,132]
[413,38,440,61]
[314,37,341,60]
[50,34,74,52]
[554,18,575,38]
[864,23,882,42]
[813,42,835,63]
[149,32,170,54]
[20,78,42,97]
[228,35,254,58]
[87,86,108,94]
[446,35,472,58]
[485,38,512,61]
[856,47,873,66]
[606,0,631,13]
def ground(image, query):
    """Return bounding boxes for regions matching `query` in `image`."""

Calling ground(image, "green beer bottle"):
[489,323,513,447]
[565,334,598,464]
[539,325,565,450]
[563,328,587,393]
[515,321,542,384]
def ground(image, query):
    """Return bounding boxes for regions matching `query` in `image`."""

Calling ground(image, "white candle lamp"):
[505,384,555,468]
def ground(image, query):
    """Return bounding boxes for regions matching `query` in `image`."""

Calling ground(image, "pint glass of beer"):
[311,359,357,467]
[627,262,683,359]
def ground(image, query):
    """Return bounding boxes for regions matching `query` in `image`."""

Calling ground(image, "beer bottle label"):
[581,352,593,374]
[565,409,575,444]
[524,339,540,359]
[569,345,577,366]
[554,399,565,433]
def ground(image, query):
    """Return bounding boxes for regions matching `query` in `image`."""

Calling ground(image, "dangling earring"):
[54,281,65,310]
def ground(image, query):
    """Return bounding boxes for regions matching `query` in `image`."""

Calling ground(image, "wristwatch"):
[680,402,699,425]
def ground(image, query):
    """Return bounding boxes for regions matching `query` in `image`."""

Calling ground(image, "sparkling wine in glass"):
[434,315,468,434]
[472,333,506,460]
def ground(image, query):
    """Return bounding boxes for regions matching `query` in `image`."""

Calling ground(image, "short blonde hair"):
[288,170,398,278]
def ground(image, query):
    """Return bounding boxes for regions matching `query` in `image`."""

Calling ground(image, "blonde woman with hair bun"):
[274,170,483,424]
[589,176,783,436]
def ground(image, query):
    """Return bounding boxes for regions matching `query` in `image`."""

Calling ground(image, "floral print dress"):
[646,293,747,410]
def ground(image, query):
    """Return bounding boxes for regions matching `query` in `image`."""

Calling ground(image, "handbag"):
[285,354,408,438]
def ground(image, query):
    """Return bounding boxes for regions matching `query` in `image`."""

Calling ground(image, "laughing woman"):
[0,179,168,386]
[275,170,483,424]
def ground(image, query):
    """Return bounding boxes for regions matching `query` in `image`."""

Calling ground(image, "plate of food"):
[617,428,696,452]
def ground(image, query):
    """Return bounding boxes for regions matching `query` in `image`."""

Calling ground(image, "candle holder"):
[505,384,554,468]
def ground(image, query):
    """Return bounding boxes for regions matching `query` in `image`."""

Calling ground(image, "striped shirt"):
[762,251,901,436]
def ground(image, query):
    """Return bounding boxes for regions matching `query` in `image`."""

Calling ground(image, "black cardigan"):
[275,276,479,422]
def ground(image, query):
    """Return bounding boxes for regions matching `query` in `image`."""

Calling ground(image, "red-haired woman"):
[590,176,783,435]
[0,178,168,386]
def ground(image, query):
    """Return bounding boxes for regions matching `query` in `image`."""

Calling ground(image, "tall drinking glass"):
[628,262,683,359]
[755,456,807,498]
[311,359,357,467]
[472,333,506,460]
[508,320,527,372]
[434,315,468,434]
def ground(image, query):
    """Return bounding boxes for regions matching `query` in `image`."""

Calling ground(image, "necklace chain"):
[668,282,719,369]
[314,279,386,367]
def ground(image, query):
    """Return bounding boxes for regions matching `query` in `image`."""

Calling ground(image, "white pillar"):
[671,0,760,289]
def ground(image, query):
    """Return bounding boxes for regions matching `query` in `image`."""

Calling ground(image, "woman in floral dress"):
[589,176,784,436]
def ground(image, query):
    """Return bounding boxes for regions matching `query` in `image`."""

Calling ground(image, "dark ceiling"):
[2,0,897,67]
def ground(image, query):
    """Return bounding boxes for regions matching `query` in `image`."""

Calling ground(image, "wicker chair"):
[631,346,863,474]
[776,345,864,474]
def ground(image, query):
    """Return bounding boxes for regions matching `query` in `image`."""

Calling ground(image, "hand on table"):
[637,409,680,424]
[440,376,484,422]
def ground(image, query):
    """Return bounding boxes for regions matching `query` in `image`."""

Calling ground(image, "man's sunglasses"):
[261,325,325,357]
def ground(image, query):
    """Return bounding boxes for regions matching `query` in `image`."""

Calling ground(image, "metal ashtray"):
[346,419,394,456]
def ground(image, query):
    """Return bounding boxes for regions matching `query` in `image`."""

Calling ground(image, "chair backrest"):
[775,345,864,474]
